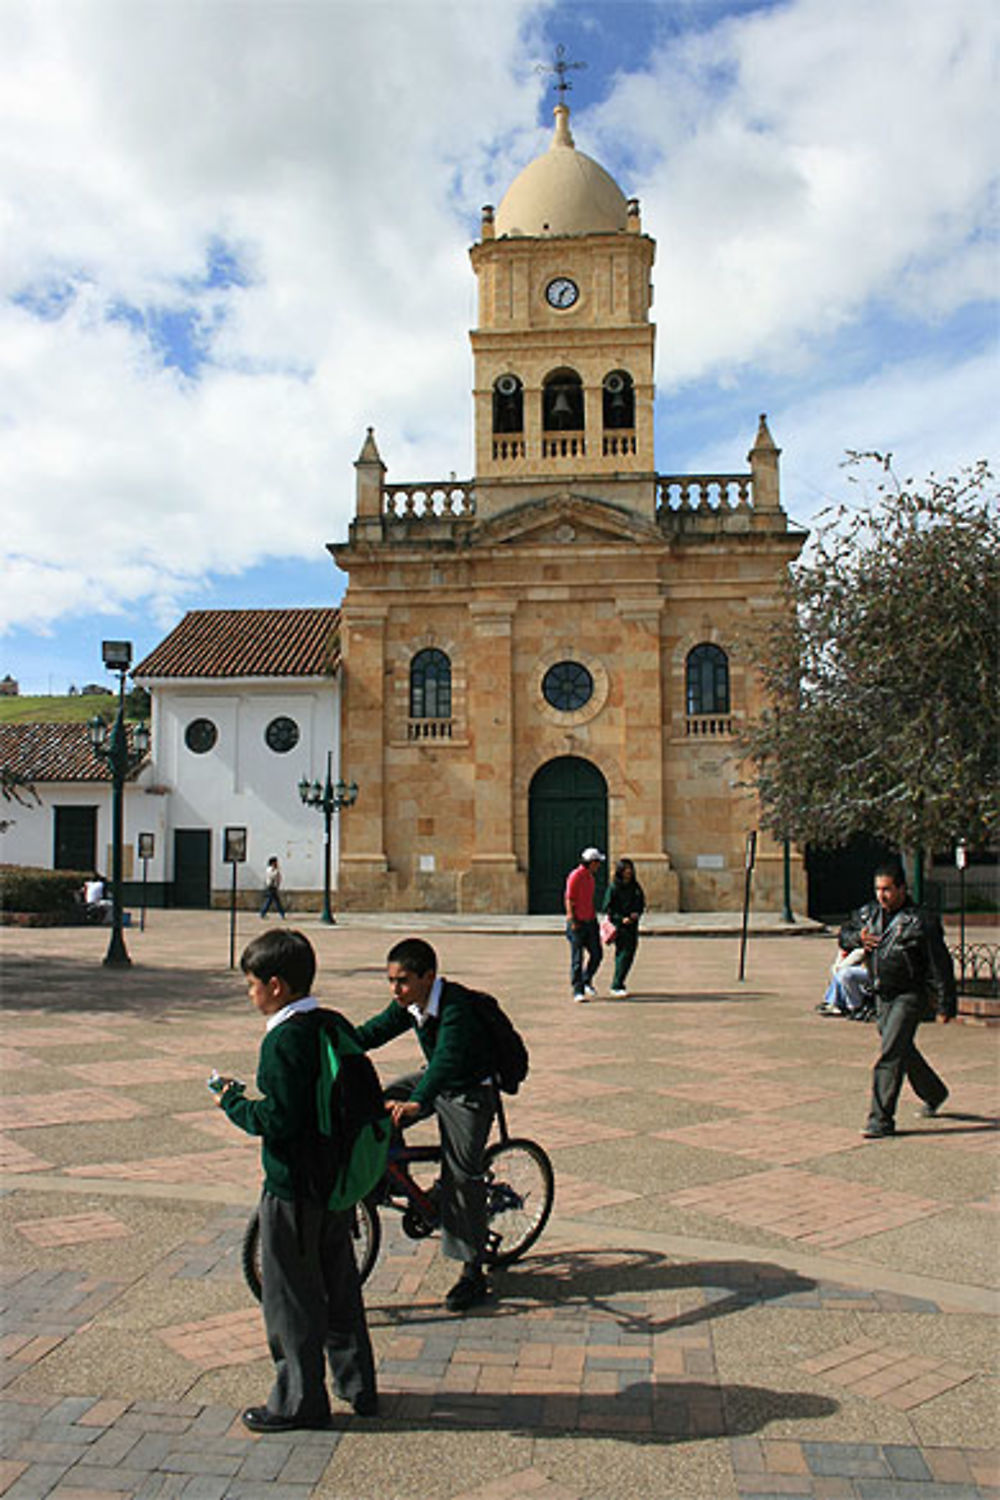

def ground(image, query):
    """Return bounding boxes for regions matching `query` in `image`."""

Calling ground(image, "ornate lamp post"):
[88,641,150,968]
[298,751,358,924]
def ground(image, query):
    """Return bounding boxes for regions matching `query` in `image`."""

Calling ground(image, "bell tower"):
[469,104,657,520]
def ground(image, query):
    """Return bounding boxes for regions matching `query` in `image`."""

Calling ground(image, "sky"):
[2,0,997,694]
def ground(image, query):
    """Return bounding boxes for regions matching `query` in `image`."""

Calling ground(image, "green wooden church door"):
[528,757,608,914]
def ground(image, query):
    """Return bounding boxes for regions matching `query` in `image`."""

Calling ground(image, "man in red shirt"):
[564,847,605,1002]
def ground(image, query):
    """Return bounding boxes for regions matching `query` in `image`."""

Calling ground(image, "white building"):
[0,721,148,884]
[131,607,342,907]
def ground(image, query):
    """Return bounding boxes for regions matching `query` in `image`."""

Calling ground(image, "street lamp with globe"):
[298,752,358,924]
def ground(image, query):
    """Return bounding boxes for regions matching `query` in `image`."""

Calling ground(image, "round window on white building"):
[265,716,300,753]
[184,718,218,754]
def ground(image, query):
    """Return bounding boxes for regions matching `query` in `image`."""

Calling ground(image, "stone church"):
[332,102,805,914]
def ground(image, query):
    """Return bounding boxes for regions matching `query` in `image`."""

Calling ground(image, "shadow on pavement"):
[372,1249,819,1339]
[0,953,241,1016]
[0,953,395,1017]
[340,1381,839,1440]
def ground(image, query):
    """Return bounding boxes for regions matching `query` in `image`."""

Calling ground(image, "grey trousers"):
[389,1071,495,1265]
[867,992,948,1129]
[259,1192,376,1421]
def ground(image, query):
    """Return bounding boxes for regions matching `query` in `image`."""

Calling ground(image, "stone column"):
[618,596,679,909]
[338,602,391,908]
[460,601,523,912]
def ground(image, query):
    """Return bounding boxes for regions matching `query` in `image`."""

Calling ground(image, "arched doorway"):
[528,757,608,913]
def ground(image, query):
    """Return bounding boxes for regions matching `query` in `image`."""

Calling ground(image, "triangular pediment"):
[469,491,662,549]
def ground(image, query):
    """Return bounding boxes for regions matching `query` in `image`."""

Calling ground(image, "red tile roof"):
[0,722,147,784]
[134,608,341,680]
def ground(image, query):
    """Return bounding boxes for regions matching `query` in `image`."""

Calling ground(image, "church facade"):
[332,104,806,914]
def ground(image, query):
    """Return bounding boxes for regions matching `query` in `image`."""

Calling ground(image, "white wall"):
[0,779,149,878]
[148,677,342,895]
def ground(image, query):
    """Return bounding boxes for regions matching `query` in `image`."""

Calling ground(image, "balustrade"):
[658,475,752,514]
[383,483,475,521]
[407,717,454,742]
[602,432,637,457]
[541,433,586,459]
[685,714,734,738]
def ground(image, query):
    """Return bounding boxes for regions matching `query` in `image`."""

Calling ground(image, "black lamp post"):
[88,641,149,968]
[298,751,358,924]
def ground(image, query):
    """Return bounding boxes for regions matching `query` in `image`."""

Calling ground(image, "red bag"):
[599,915,617,946]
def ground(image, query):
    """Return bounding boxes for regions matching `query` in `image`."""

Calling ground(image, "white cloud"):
[687,346,999,528]
[0,0,548,633]
[595,0,999,384]
[1,0,995,648]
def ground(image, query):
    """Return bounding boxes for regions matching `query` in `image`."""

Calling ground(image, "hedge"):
[0,865,87,914]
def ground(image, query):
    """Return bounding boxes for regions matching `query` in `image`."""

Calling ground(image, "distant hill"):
[0,693,148,725]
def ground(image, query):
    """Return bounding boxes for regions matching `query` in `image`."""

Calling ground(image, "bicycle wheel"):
[482,1137,554,1267]
[241,1197,381,1302]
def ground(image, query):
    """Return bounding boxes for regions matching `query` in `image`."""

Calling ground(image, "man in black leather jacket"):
[839,860,956,1139]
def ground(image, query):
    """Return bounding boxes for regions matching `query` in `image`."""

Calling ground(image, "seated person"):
[82,873,112,923]
[817,945,873,1017]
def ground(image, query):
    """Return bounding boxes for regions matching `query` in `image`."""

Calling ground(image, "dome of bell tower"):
[495,104,628,237]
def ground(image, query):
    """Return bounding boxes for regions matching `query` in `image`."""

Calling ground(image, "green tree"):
[125,685,151,719]
[742,455,999,858]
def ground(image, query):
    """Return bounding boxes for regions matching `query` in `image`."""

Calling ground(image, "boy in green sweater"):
[356,937,498,1313]
[215,929,377,1432]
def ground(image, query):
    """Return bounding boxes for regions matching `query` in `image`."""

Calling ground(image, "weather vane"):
[537,43,587,100]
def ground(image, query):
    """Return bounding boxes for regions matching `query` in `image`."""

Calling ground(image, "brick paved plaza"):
[0,912,997,1499]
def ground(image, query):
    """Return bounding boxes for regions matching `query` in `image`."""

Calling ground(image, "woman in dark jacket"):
[601,858,645,996]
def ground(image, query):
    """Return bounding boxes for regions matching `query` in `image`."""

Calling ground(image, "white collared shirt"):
[408,975,443,1027]
[265,995,318,1032]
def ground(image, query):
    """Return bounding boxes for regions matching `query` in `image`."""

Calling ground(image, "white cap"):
[581,847,605,863]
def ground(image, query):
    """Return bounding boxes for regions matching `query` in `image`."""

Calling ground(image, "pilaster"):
[616,596,679,909]
[461,601,524,911]
[338,602,391,906]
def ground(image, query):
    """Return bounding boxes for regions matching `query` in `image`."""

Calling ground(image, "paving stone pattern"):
[0,914,997,1498]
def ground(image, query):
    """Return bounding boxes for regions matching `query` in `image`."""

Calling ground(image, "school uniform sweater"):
[222,1008,363,1202]
[355,980,495,1107]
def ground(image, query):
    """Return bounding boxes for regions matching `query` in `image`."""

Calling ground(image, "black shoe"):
[241,1405,330,1434]
[351,1392,379,1417]
[917,1091,948,1118]
[861,1121,896,1139]
[445,1270,489,1313]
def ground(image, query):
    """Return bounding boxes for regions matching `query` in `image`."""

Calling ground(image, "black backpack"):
[473,990,529,1094]
[296,1010,390,1210]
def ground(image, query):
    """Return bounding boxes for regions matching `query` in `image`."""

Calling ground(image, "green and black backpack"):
[298,1009,390,1210]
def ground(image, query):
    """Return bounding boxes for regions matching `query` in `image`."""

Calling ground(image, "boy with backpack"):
[214,928,379,1432]
[356,937,525,1314]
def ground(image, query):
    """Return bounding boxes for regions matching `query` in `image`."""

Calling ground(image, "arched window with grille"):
[492,374,523,434]
[686,643,730,717]
[542,368,584,431]
[602,369,634,430]
[409,648,452,739]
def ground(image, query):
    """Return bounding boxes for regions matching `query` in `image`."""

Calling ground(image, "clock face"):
[545,276,579,309]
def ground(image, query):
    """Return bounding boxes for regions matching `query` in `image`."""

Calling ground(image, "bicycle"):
[241,1083,554,1301]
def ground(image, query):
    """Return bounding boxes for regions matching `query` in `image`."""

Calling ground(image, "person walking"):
[601,857,645,997]
[839,859,956,1139]
[260,856,286,919]
[564,847,604,1002]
